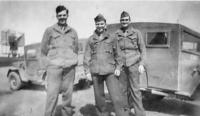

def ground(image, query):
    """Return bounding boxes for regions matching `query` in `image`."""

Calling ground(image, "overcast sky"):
[0,1,200,45]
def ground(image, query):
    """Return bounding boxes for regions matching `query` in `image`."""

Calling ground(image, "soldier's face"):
[120,16,130,28]
[95,21,106,33]
[56,10,68,25]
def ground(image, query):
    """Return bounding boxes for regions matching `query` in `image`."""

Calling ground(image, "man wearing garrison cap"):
[83,14,130,116]
[41,5,78,116]
[115,11,146,116]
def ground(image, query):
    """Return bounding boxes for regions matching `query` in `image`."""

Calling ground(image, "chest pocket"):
[104,39,114,55]
[117,34,128,50]
[90,41,98,55]
[49,33,61,48]
[127,34,139,49]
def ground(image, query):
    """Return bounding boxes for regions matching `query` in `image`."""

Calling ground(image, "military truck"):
[107,22,200,100]
[5,40,87,91]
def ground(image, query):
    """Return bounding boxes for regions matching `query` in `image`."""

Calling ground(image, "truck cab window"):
[182,42,199,52]
[182,31,200,55]
[26,49,37,58]
[146,32,169,47]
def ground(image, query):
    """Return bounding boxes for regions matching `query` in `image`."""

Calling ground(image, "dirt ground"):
[0,67,200,116]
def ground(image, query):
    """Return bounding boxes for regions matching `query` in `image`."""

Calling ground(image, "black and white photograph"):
[0,0,200,116]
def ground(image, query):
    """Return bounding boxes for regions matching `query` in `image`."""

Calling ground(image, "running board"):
[140,88,169,96]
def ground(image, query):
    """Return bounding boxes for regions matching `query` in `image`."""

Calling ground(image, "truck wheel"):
[8,72,22,91]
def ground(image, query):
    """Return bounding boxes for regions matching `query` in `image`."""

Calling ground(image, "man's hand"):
[86,73,92,80]
[114,69,121,76]
[138,65,145,74]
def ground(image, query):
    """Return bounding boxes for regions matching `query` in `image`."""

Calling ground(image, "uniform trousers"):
[45,65,75,116]
[92,73,130,116]
[119,63,146,116]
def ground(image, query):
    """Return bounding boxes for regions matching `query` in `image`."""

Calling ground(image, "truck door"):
[140,30,179,91]
[179,31,200,96]
[25,46,44,82]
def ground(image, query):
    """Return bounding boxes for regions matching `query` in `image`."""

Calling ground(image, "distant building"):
[0,30,25,57]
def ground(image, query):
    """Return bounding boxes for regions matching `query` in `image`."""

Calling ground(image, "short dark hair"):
[56,5,68,14]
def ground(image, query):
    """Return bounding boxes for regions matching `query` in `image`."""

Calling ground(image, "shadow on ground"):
[54,105,81,116]
[79,104,99,116]
[77,83,200,116]
[79,103,115,116]
[54,103,114,116]
[73,79,93,92]
[0,90,12,97]
[22,83,46,91]
[143,98,199,116]
[76,93,200,116]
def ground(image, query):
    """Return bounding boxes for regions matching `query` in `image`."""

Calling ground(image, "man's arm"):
[73,30,79,54]
[113,35,123,72]
[83,39,91,75]
[41,29,50,57]
[137,30,146,66]
[40,28,50,69]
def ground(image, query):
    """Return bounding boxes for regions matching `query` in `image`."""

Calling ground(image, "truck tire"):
[8,72,22,91]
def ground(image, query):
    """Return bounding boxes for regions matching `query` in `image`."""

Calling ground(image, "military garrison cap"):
[120,11,130,18]
[94,14,106,22]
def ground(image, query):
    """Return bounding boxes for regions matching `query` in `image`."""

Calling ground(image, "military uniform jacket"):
[40,23,78,69]
[83,30,123,75]
[115,26,146,67]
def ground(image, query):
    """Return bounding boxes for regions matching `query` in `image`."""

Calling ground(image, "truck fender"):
[7,67,20,79]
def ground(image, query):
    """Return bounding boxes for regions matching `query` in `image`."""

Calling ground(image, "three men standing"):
[83,14,130,116]
[41,5,78,116]
[41,5,146,116]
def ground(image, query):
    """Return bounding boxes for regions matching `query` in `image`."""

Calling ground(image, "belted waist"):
[121,47,138,50]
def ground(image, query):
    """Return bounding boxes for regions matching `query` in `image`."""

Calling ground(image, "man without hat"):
[83,14,130,116]
[115,11,146,116]
[40,5,78,116]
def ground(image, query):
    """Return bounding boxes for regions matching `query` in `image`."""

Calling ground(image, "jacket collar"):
[116,26,136,37]
[52,23,71,34]
[92,30,110,42]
